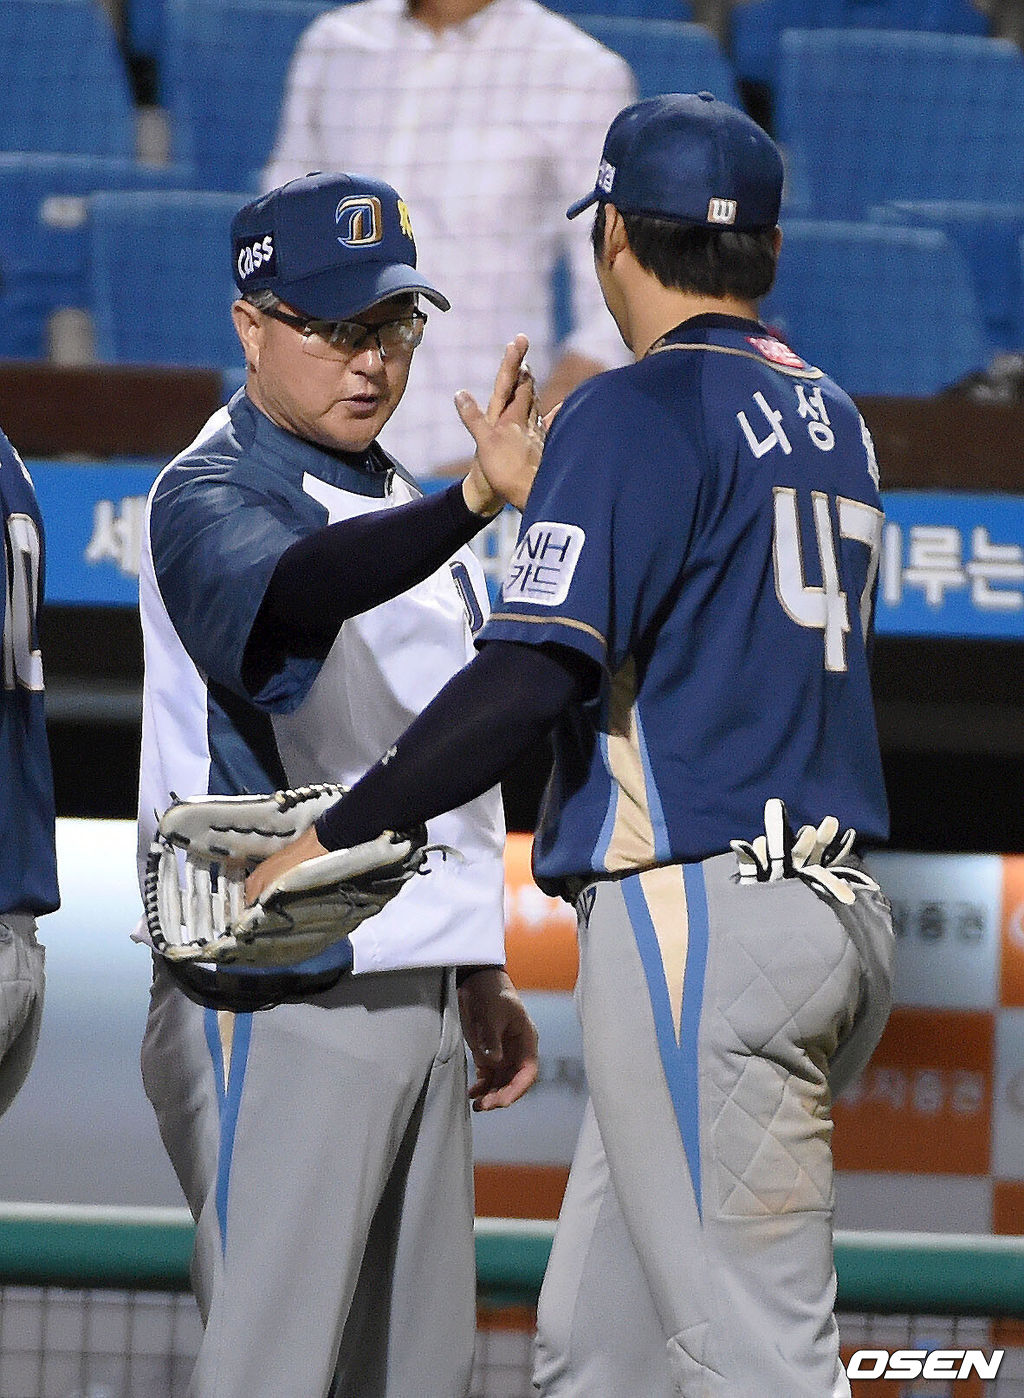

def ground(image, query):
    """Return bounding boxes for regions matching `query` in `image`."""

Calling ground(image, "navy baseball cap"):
[231,171,451,319]
[567,92,783,232]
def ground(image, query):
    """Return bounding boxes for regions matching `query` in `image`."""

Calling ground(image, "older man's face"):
[237,293,422,453]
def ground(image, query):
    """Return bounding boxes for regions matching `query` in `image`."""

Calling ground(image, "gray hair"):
[242,288,280,311]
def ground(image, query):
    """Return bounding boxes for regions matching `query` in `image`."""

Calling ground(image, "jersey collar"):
[233,390,389,498]
[648,312,766,356]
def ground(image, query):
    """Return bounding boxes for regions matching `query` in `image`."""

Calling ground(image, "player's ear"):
[602,204,629,264]
[772,226,783,258]
[231,299,262,371]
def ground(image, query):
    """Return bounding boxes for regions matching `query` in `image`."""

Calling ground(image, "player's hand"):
[243,824,328,905]
[458,334,544,514]
[458,967,539,1111]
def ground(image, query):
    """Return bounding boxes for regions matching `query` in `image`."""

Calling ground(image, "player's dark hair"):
[590,203,778,301]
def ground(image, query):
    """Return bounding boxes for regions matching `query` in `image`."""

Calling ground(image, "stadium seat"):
[0,0,138,159]
[777,31,1024,220]
[135,0,349,80]
[86,191,249,367]
[0,154,194,360]
[574,17,741,104]
[547,0,690,19]
[870,201,1024,354]
[762,220,990,397]
[730,0,989,94]
[127,0,165,60]
[161,0,332,186]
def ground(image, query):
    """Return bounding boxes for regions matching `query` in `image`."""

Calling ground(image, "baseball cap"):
[567,92,783,232]
[231,171,451,319]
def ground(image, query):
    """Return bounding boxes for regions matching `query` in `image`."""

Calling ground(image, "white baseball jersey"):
[263,0,636,474]
[136,390,506,974]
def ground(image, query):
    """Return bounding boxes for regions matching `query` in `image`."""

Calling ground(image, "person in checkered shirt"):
[263,0,635,478]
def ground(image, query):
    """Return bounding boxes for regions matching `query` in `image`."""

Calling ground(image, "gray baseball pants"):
[0,911,45,1120]
[534,852,894,1398]
[142,960,475,1398]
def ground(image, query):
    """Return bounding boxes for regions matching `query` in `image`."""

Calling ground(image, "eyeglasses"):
[261,305,427,361]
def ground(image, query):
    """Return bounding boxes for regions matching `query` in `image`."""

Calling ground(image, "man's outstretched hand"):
[458,333,554,514]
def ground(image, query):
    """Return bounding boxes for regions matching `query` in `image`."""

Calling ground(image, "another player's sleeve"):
[480,374,698,671]
[148,467,315,711]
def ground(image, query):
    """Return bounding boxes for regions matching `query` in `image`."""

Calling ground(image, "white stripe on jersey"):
[136,421,506,973]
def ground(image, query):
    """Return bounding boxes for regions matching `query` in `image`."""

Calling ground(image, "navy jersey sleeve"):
[149,465,317,711]
[0,435,59,914]
[481,372,700,672]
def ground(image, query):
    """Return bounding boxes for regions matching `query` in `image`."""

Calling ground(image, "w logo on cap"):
[336,195,383,247]
[707,198,738,226]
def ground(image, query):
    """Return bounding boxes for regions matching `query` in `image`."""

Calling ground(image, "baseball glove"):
[144,784,428,974]
[730,798,879,906]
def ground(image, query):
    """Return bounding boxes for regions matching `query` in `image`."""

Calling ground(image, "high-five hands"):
[458,334,556,515]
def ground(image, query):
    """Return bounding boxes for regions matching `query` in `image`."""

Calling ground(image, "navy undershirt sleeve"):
[314,641,594,851]
[242,481,490,692]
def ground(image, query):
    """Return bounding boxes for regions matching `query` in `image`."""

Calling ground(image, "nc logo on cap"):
[336,195,383,247]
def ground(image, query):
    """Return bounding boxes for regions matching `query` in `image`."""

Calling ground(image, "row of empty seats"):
[0,1,736,185]
[20,191,992,400]
[0,0,1012,394]
[0,1,1000,175]
[730,0,989,99]
[126,0,993,72]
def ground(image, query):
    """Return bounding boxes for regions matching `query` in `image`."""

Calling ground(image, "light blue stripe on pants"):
[535,854,894,1398]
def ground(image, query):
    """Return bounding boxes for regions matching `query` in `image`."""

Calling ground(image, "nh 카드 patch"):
[502,523,585,606]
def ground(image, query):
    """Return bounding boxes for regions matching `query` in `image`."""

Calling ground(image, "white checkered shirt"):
[263,0,636,475]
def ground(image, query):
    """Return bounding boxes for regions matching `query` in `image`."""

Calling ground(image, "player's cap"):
[566,92,783,232]
[231,171,451,319]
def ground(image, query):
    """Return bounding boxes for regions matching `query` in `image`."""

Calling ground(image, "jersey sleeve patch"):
[746,335,808,370]
[502,522,585,607]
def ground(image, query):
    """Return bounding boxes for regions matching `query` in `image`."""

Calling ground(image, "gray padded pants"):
[534,853,894,1398]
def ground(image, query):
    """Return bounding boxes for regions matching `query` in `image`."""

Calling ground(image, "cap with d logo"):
[232,171,450,319]
[567,92,783,232]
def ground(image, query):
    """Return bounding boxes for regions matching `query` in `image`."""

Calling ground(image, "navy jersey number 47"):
[481,316,889,891]
[749,378,883,676]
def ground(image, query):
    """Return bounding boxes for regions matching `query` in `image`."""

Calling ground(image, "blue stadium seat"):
[730,0,988,93]
[0,154,194,360]
[161,0,332,187]
[0,0,137,158]
[574,17,741,103]
[135,0,348,75]
[547,0,690,18]
[127,0,165,59]
[87,191,249,367]
[762,221,990,397]
[870,201,1024,354]
[777,31,1024,220]
[1017,236,1024,349]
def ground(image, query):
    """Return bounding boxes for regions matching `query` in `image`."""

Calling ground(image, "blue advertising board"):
[876,492,1024,640]
[32,460,162,608]
[26,459,1024,641]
